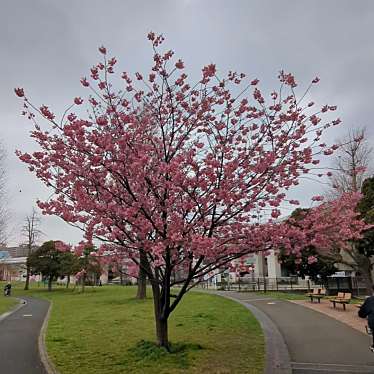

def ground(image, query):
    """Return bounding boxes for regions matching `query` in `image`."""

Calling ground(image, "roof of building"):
[0,250,10,259]
[0,246,37,258]
[0,256,27,265]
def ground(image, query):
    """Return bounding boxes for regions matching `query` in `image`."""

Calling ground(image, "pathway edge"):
[38,301,60,374]
[212,292,292,374]
[0,297,27,323]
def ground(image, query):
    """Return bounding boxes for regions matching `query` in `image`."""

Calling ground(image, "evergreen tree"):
[27,240,64,291]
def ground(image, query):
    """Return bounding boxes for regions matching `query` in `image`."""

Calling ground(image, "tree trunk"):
[361,265,373,295]
[151,281,169,349]
[363,275,373,296]
[356,255,373,295]
[48,275,53,292]
[155,314,169,349]
[136,273,147,299]
[66,274,70,289]
[24,265,30,291]
[136,249,148,299]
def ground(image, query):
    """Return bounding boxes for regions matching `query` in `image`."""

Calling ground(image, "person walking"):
[358,287,374,352]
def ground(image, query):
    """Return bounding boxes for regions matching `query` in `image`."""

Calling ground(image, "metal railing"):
[199,276,371,296]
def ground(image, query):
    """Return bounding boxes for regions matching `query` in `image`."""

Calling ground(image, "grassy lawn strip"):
[0,295,18,315]
[15,285,264,374]
[251,291,308,300]
[0,282,19,315]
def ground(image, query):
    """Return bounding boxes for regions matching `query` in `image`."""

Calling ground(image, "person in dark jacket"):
[3,283,11,296]
[358,287,374,352]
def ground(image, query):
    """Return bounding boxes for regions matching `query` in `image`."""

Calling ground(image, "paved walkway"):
[292,299,366,335]
[215,291,374,374]
[0,296,49,374]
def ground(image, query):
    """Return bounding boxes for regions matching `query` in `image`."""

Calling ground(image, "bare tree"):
[22,208,42,290]
[330,127,372,194]
[0,142,8,245]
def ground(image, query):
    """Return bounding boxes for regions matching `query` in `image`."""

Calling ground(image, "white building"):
[0,250,27,281]
[203,250,284,288]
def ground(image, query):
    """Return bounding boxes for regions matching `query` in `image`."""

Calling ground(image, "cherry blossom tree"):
[278,192,372,290]
[278,192,370,262]
[323,128,374,288]
[15,33,362,348]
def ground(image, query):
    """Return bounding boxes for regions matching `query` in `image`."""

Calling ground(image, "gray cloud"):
[1,0,373,245]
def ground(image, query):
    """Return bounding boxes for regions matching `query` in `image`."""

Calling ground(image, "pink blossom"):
[175,59,184,69]
[98,46,107,55]
[323,149,333,155]
[149,74,156,82]
[39,105,55,120]
[108,57,117,66]
[14,87,25,97]
[271,209,281,219]
[74,97,83,105]
[96,116,108,126]
[55,241,72,252]
[307,256,318,265]
[80,78,89,87]
[67,113,76,122]
[202,64,216,78]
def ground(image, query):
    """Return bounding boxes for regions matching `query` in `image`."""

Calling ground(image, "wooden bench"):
[306,288,320,298]
[310,288,326,303]
[329,292,351,310]
[306,288,319,296]
[306,288,326,303]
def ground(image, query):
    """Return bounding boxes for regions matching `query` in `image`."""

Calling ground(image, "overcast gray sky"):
[1,0,373,246]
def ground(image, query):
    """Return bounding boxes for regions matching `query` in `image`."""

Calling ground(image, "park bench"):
[309,288,326,303]
[329,292,351,310]
[306,288,320,297]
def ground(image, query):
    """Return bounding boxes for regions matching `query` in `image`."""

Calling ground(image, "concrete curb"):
[0,297,27,323]
[38,302,60,374]
[211,292,292,374]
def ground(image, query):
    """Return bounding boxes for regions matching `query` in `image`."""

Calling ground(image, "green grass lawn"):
[0,295,18,315]
[252,291,308,300]
[10,284,264,374]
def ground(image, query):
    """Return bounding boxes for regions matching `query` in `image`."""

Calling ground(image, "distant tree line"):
[27,241,102,291]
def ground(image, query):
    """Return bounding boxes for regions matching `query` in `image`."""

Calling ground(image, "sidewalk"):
[214,291,374,373]
[0,296,49,374]
[291,299,367,335]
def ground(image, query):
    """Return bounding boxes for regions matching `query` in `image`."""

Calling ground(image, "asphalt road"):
[218,291,374,374]
[0,296,49,374]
